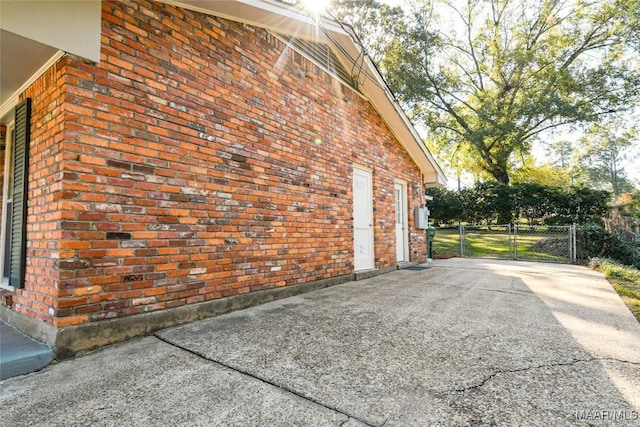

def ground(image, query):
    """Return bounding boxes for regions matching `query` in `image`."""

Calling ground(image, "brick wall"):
[13,0,426,326]
[12,60,67,323]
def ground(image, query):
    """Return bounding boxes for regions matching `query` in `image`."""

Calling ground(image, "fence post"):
[459,223,464,257]
[572,223,577,262]
[514,224,518,260]
[508,224,512,259]
[568,224,572,262]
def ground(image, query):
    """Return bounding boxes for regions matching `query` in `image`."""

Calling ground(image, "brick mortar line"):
[153,334,376,427]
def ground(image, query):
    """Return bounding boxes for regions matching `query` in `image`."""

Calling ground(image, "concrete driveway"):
[2,258,640,426]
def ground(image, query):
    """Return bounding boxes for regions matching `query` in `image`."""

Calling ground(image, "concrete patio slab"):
[1,336,355,426]
[2,259,639,426]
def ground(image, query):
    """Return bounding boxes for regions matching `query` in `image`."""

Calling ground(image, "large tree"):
[572,122,638,195]
[335,0,640,183]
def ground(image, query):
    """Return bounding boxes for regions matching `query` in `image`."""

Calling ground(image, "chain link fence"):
[462,224,512,259]
[433,224,577,263]
[512,224,576,263]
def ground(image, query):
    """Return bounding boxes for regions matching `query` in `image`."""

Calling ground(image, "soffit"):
[0,0,101,62]
[0,0,101,120]
[0,31,59,109]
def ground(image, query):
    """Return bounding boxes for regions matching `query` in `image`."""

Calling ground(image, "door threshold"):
[354,266,396,281]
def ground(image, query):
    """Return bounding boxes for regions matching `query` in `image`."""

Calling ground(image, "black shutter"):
[9,98,31,288]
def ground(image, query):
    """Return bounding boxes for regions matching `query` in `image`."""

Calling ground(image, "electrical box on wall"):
[415,206,430,229]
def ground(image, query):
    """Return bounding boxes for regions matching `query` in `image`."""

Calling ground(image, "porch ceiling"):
[0,30,59,118]
[0,0,101,120]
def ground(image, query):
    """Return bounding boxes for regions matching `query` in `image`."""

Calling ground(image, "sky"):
[366,0,640,191]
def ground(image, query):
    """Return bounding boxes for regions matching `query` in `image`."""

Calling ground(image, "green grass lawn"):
[589,258,640,323]
[464,230,512,258]
[514,233,569,262]
[432,228,461,258]
[432,227,569,262]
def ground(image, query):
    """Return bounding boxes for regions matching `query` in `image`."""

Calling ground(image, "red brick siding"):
[11,61,67,323]
[15,0,427,326]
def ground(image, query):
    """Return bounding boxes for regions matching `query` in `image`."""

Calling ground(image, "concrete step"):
[1,320,53,380]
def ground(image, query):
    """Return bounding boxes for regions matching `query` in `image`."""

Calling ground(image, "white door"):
[353,167,374,271]
[395,182,407,262]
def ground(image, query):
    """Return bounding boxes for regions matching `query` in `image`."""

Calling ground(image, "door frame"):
[394,179,409,263]
[1,121,15,289]
[352,165,375,271]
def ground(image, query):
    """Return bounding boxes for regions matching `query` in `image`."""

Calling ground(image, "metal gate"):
[461,224,512,259]
[438,224,577,263]
[512,224,576,263]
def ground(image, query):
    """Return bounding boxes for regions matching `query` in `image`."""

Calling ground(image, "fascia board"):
[164,0,348,40]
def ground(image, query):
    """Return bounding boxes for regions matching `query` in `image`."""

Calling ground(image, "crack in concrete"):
[479,288,537,297]
[452,357,640,393]
[154,334,377,427]
[433,283,536,298]
[155,333,640,425]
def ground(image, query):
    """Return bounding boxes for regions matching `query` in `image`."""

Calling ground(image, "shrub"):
[427,182,610,226]
[577,224,640,268]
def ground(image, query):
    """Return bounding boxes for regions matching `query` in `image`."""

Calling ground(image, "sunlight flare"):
[301,0,331,15]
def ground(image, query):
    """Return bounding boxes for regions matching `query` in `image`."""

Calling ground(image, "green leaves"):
[427,182,610,225]
[572,122,639,195]
[335,0,640,184]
